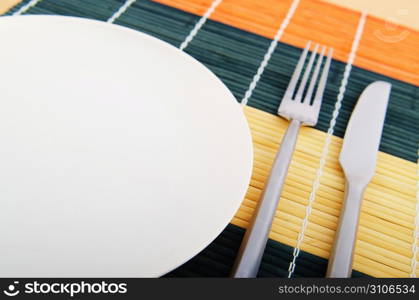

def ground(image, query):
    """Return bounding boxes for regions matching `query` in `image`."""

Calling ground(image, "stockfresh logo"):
[2,280,127,297]
[3,281,20,297]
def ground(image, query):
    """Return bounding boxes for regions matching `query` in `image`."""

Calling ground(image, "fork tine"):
[283,41,311,100]
[295,43,319,102]
[313,47,333,110]
[303,45,326,105]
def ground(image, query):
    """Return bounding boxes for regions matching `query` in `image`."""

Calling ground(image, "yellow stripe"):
[0,0,22,14]
[232,106,418,278]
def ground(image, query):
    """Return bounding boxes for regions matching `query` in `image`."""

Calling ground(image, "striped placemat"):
[2,0,418,278]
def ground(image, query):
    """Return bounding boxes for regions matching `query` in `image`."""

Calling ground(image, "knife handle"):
[326,181,366,278]
[231,119,301,278]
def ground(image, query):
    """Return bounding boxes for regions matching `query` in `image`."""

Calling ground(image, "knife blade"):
[326,81,391,278]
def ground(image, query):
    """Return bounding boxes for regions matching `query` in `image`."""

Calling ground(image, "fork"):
[231,41,333,278]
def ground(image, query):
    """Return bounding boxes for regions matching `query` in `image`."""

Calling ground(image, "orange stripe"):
[152,0,419,85]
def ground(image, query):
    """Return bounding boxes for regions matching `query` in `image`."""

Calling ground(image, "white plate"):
[0,15,253,277]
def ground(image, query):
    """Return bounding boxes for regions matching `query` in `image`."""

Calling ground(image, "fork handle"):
[231,119,301,278]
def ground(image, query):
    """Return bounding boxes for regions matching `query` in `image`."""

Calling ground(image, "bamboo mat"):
[2,0,419,278]
[154,0,419,85]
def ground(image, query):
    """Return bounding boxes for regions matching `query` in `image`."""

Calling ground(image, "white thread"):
[411,147,419,277]
[240,0,301,107]
[12,0,42,15]
[179,0,222,51]
[107,0,137,23]
[286,11,367,278]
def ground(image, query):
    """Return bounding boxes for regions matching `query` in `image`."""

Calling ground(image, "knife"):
[326,81,391,278]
